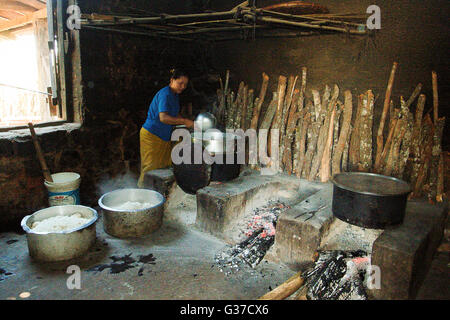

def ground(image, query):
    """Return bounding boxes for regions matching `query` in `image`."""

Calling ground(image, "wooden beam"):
[0,9,24,20]
[0,7,46,32]
[14,0,46,10]
[0,0,37,13]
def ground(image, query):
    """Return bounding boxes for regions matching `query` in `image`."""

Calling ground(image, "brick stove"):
[144,168,448,300]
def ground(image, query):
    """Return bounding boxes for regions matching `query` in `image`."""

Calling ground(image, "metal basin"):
[21,205,98,262]
[98,188,165,238]
[330,172,411,229]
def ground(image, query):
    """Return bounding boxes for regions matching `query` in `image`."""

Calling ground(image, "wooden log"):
[293,67,307,173]
[358,90,374,172]
[302,99,319,178]
[333,101,343,153]
[241,84,248,129]
[429,117,445,200]
[320,101,337,182]
[378,111,399,174]
[270,76,287,165]
[332,90,353,175]
[408,94,426,187]
[309,85,339,180]
[245,89,254,131]
[432,71,439,124]
[281,76,299,171]
[436,153,445,202]
[235,82,245,129]
[349,94,363,171]
[295,112,311,177]
[398,97,414,178]
[258,272,304,300]
[250,72,269,130]
[226,91,235,129]
[375,62,398,171]
[404,83,422,110]
[411,115,434,198]
[283,89,302,174]
[384,119,407,176]
[342,133,350,172]
[259,92,279,130]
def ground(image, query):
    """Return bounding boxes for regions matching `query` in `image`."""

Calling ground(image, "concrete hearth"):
[143,168,448,300]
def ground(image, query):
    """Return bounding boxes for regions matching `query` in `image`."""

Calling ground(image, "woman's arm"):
[159,112,194,128]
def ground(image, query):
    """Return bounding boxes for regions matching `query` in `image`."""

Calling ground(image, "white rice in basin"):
[112,201,154,210]
[31,212,91,232]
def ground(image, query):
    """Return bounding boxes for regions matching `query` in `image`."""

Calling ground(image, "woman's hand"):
[183,119,194,128]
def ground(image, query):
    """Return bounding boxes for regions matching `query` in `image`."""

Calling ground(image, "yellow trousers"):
[137,128,173,188]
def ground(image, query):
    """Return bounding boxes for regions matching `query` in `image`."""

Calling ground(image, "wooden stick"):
[412,115,434,197]
[384,119,406,176]
[408,94,426,186]
[432,71,439,124]
[375,62,398,171]
[429,117,445,200]
[332,90,353,175]
[302,100,319,178]
[310,85,339,180]
[250,72,269,130]
[398,97,414,178]
[295,112,310,177]
[436,153,445,202]
[293,67,307,174]
[349,94,363,171]
[241,84,248,129]
[404,83,422,110]
[320,102,337,182]
[358,90,374,172]
[28,123,53,182]
[245,89,254,131]
[259,92,279,130]
[258,272,304,300]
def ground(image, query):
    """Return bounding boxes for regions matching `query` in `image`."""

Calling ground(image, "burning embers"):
[303,250,375,300]
[214,201,288,275]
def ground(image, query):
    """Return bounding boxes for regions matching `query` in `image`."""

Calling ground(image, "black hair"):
[170,68,189,80]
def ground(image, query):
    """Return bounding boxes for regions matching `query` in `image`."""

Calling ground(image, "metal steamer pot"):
[330,172,412,229]
[173,130,242,194]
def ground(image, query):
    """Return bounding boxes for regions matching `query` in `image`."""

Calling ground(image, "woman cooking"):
[137,69,194,188]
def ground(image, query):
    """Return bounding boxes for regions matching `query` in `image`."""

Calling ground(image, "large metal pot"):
[194,112,217,131]
[98,188,165,238]
[173,131,242,194]
[21,205,98,262]
[330,172,411,229]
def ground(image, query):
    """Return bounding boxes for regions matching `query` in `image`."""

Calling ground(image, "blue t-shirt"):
[142,86,180,141]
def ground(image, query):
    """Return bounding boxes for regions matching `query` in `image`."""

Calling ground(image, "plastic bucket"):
[44,172,81,206]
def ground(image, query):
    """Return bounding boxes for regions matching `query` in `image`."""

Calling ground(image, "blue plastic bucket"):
[44,172,81,206]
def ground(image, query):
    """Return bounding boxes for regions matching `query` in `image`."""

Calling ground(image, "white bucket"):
[44,172,81,206]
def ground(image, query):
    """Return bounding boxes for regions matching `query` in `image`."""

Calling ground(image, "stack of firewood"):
[213,64,446,203]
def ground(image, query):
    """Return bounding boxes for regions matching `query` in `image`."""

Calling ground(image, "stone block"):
[143,168,176,198]
[196,174,276,237]
[272,184,334,268]
[370,200,448,300]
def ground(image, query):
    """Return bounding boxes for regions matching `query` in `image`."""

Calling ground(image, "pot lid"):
[331,172,411,196]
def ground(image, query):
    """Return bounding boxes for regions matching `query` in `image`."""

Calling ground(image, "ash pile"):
[214,201,289,275]
[303,250,373,300]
